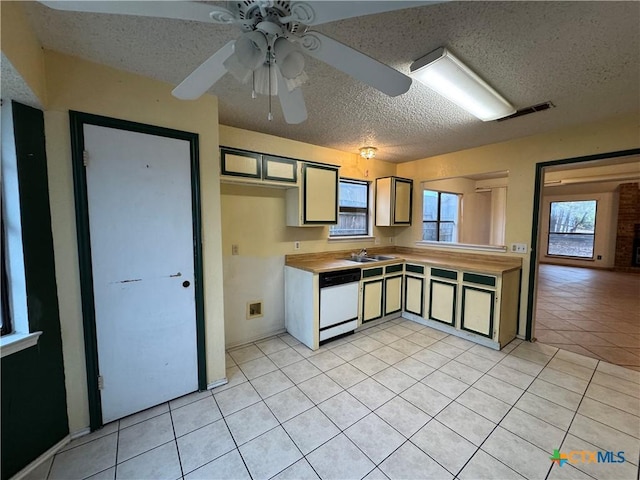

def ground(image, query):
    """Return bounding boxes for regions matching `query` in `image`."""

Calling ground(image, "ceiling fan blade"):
[289,1,436,26]
[300,32,411,97]
[39,1,224,24]
[172,41,235,100]
[276,68,308,124]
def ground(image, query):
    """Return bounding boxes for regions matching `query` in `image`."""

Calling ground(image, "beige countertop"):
[285,248,522,275]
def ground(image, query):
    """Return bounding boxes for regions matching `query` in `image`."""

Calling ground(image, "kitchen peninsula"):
[285,247,522,351]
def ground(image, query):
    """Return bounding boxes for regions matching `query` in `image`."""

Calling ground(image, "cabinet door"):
[393,178,412,224]
[429,279,456,325]
[362,279,383,323]
[404,275,424,317]
[220,148,261,179]
[303,164,338,224]
[384,275,403,315]
[263,156,297,183]
[461,285,495,338]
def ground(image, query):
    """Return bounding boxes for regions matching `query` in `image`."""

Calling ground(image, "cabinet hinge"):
[83,150,89,167]
[97,375,104,390]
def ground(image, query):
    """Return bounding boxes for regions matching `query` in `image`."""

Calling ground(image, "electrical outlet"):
[510,243,527,254]
[294,241,301,250]
[597,255,602,260]
[231,244,239,255]
[374,237,380,245]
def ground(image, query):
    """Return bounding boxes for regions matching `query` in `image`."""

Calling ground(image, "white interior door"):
[84,124,198,423]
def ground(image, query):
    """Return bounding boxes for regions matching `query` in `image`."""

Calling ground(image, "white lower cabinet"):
[361,269,384,323]
[384,276,403,315]
[360,264,404,324]
[418,266,520,349]
[383,264,404,316]
[460,273,497,338]
[428,268,458,326]
[404,264,425,317]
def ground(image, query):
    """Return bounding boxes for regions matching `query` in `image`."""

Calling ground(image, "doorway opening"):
[528,149,640,369]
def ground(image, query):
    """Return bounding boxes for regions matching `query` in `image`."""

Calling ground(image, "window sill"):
[1,331,42,358]
[545,255,595,261]
[416,241,507,253]
[328,236,375,242]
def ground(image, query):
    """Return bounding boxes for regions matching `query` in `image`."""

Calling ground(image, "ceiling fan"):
[40,1,425,124]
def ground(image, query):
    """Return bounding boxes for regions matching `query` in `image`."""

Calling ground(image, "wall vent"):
[496,101,555,122]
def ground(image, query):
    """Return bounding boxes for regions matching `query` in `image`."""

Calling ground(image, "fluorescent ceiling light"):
[544,173,640,186]
[409,47,516,121]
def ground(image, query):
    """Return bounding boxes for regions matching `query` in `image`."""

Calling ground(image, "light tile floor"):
[33,318,640,480]
[536,264,640,370]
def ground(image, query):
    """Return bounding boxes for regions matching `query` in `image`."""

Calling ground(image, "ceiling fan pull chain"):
[268,55,273,121]
[251,71,257,99]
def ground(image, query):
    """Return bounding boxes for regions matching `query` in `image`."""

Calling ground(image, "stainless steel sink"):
[346,255,395,263]
[368,255,396,261]
[346,256,377,263]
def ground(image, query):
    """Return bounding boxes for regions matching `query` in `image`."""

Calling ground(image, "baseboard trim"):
[225,328,287,350]
[11,435,70,480]
[70,427,91,440]
[207,378,228,390]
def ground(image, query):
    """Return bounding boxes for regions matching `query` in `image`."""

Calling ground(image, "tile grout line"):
[542,350,600,480]
[168,399,186,480]
[454,345,561,480]
[235,332,461,478]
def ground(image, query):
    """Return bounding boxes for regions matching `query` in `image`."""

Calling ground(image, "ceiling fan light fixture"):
[359,146,377,159]
[274,37,306,79]
[252,64,278,96]
[283,70,308,92]
[409,47,516,121]
[234,31,268,70]
[223,53,254,84]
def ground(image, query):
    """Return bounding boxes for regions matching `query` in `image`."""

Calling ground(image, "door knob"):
[182,280,191,288]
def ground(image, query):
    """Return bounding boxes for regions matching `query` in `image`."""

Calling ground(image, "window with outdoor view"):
[423,190,460,242]
[547,200,597,258]
[330,179,370,237]
[1,216,11,336]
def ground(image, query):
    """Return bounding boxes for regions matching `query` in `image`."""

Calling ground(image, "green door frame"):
[525,148,640,341]
[69,111,207,430]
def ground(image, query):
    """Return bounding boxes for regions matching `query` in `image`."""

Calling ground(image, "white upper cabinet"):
[375,176,413,226]
[286,163,339,226]
[220,147,297,185]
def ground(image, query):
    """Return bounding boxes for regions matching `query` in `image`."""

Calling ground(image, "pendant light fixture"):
[359,147,377,159]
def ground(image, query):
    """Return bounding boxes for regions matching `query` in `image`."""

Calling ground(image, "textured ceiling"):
[19,1,640,162]
[1,53,42,109]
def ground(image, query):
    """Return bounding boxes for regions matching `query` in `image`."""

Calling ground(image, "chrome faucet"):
[357,248,368,257]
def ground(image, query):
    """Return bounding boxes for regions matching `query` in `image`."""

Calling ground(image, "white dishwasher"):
[319,268,361,343]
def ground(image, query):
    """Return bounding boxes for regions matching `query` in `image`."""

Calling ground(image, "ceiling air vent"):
[496,101,555,122]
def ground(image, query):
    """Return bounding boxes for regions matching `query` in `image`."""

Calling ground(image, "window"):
[547,200,597,258]
[1,216,10,336]
[330,179,370,237]
[423,190,460,242]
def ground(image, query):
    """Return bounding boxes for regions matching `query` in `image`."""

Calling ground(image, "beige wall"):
[397,113,640,336]
[42,50,226,434]
[219,125,398,346]
[0,1,48,105]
